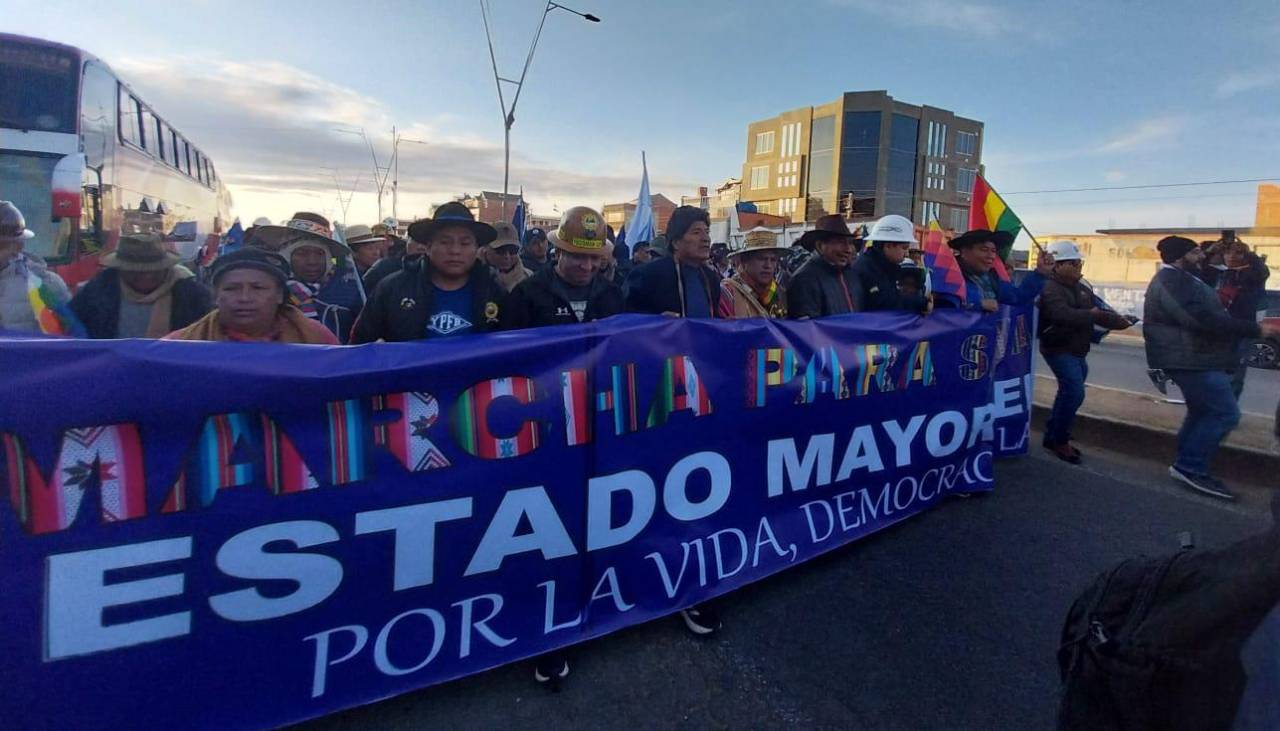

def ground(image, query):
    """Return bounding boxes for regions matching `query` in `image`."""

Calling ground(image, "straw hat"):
[729,227,789,259]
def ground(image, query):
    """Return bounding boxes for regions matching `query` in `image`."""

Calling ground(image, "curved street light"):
[480,1,601,217]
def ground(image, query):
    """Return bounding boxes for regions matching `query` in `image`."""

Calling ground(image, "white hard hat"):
[252,217,272,227]
[1046,239,1083,262]
[868,214,917,244]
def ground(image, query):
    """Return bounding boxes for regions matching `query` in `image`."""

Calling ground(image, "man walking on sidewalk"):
[1037,240,1132,464]
[1144,236,1280,499]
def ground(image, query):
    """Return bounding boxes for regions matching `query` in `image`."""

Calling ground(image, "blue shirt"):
[681,264,711,318]
[427,284,474,338]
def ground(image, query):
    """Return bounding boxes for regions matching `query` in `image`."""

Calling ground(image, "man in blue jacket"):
[935,229,1053,311]
[1144,236,1280,499]
[624,206,722,318]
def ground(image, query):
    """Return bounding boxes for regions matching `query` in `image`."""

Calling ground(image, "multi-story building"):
[739,90,983,228]
[681,178,742,221]
[602,193,677,237]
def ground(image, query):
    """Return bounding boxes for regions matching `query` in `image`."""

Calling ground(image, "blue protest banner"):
[990,303,1037,456]
[0,310,1014,730]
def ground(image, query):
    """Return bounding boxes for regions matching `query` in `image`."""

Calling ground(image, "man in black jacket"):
[787,214,864,318]
[350,203,503,343]
[1144,236,1280,499]
[1037,240,1132,463]
[71,234,211,338]
[501,207,623,329]
[624,206,721,317]
[854,214,928,314]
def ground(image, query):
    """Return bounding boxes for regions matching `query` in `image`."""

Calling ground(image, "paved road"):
[1036,337,1280,418]
[292,446,1272,731]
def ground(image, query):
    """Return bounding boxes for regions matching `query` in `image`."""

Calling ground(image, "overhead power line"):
[1005,177,1280,195]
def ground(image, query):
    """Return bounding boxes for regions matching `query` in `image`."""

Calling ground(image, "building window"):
[927,121,948,157]
[926,161,947,191]
[950,207,967,232]
[957,167,977,195]
[807,115,837,214]
[750,166,769,190]
[956,131,978,156]
[885,114,919,219]
[920,201,942,226]
[839,111,881,202]
[755,131,775,155]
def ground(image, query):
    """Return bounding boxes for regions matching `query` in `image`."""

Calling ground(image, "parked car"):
[1249,316,1279,369]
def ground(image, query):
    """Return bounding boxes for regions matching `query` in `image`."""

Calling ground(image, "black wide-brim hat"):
[948,229,1014,251]
[407,202,497,246]
[796,213,861,252]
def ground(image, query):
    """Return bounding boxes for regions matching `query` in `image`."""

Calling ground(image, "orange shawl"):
[164,306,338,344]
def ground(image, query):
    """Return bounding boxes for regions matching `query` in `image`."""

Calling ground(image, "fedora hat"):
[102,234,181,271]
[344,224,384,247]
[948,229,1014,252]
[407,202,497,246]
[796,214,860,252]
[729,227,789,259]
[249,211,351,258]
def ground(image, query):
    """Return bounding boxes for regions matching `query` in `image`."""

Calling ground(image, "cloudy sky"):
[8,0,1280,236]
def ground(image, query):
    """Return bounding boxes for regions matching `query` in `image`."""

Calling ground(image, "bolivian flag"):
[968,174,1022,261]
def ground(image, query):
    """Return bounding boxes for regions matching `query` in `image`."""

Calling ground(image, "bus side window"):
[118,86,141,148]
[80,62,116,169]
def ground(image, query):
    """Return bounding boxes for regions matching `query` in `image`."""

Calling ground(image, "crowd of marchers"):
[2,194,1278,681]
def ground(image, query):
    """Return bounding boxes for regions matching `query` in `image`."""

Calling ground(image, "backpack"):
[1056,496,1280,730]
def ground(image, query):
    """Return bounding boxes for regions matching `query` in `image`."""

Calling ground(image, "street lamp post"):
[390,128,428,224]
[480,1,600,217]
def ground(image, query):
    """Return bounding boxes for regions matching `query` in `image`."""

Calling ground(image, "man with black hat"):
[786,214,864,319]
[71,234,212,338]
[485,222,533,293]
[1144,235,1280,499]
[624,205,721,317]
[501,207,622,329]
[521,227,551,272]
[935,229,1052,311]
[351,202,505,343]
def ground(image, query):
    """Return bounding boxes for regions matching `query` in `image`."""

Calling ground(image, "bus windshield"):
[0,42,78,133]
[0,152,74,261]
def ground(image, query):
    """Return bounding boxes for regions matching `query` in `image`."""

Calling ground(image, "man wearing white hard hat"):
[717,227,788,318]
[853,214,929,314]
[1038,239,1133,464]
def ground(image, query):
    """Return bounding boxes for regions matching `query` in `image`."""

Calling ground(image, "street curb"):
[1030,404,1280,488]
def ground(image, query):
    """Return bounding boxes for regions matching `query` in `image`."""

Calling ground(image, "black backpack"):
[1057,497,1280,730]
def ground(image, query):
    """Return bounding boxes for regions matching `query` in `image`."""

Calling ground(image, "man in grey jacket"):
[1144,236,1280,499]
